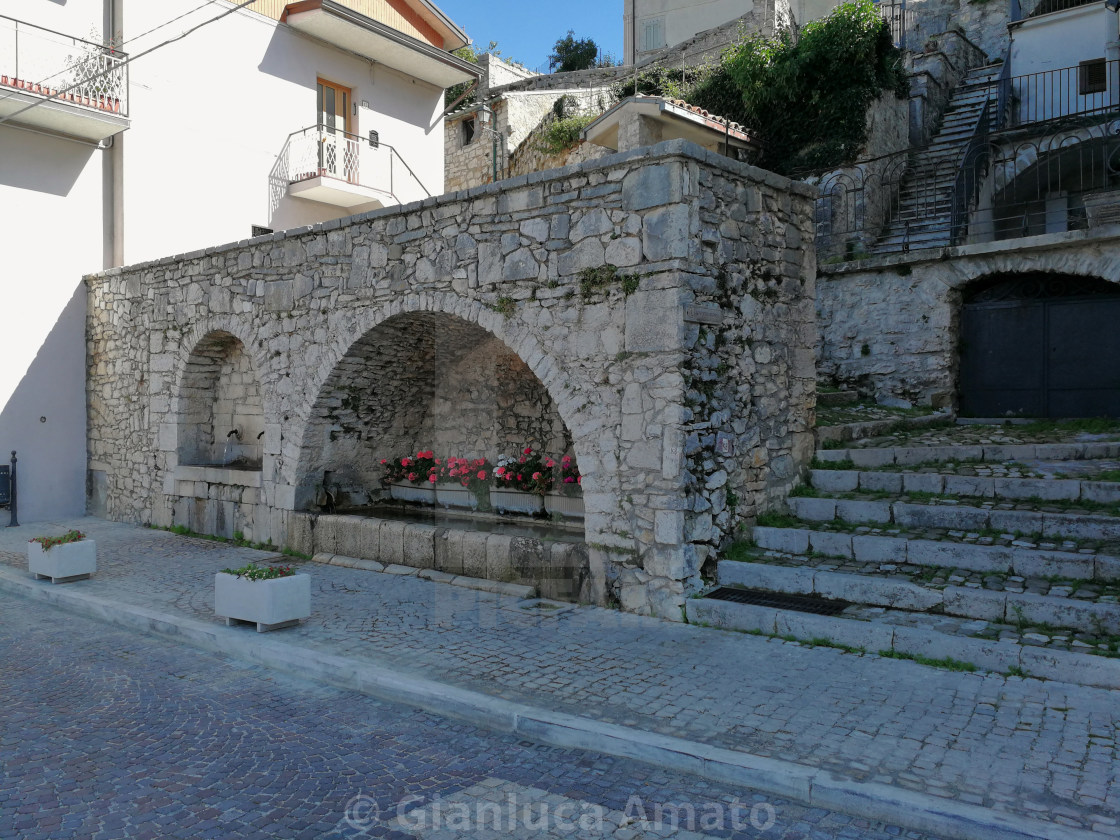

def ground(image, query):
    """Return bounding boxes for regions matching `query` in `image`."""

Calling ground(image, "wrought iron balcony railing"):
[1012,0,1095,21]
[0,15,128,117]
[269,125,431,212]
[1005,60,1120,129]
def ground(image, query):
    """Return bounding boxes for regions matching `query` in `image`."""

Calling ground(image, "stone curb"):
[816,442,1120,466]
[752,526,1112,581]
[687,596,1120,690]
[787,497,1120,541]
[310,553,537,599]
[0,567,1101,840]
[811,469,1120,504]
[815,411,954,446]
[719,559,1120,639]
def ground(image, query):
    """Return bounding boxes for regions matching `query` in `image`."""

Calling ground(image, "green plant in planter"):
[29,530,86,551]
[220,563,295,581]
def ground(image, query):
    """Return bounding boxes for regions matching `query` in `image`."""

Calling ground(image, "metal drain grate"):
[705,587,851,617]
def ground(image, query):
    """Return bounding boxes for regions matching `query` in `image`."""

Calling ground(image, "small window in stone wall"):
[177,332,265,470]
[462,117,477,148]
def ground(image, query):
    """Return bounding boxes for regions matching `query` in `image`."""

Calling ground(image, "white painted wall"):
[123,1,447,263]
[0,0,455,522]
[1011,4,1116,73]
[0,124,104,522]
[1010,5,1119,124]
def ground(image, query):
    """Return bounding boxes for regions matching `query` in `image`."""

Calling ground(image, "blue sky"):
[437,1,625,74]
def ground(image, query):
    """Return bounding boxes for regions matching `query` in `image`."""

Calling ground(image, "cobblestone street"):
[1,519,1118,837]
[0,591,936,840]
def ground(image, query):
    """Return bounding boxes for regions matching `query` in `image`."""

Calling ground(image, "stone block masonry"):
[86,139,816,620]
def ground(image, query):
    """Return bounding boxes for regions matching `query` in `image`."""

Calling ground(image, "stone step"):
[788,494,1120,541]
[816,389,859,407]
[815,441,1120,466]
[810,468,1120,504]
[717,556,1120,633]
[751,524,1118,580]
[687,589,1120,689]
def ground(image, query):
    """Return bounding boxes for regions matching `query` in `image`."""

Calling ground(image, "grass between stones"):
[876,650,978,672]
[148,524,312,561]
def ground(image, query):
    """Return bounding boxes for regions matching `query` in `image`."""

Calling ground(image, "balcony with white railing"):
[270,125,431,211]
[0,15,129,142]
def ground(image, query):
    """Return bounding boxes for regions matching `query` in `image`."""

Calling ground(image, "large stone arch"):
[288,296,596,513]
[87,141,818,619]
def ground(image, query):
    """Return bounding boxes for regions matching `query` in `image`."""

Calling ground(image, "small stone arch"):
[175,330,266,468]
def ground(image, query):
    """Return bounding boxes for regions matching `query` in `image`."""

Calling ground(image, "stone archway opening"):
[176,331,264,469]
[294,311,589,600]
[958,273,1120,418]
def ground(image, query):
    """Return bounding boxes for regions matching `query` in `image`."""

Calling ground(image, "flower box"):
[490,488,544,514]
[435,483,479,509]
[28,538,96,583]
[389,482,436,504]
[214,571,311,632]
[545,492,584,519]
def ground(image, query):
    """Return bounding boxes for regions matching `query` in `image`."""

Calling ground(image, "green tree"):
[549,30,600,72]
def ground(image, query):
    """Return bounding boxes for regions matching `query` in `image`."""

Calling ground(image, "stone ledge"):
[173,465,262,488]
[310,552,536,599]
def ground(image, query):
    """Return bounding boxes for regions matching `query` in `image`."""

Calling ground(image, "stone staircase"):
[688,439,1120,688]
[872,63,1003,253]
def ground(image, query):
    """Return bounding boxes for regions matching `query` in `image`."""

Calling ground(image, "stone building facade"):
[86,140,817,619]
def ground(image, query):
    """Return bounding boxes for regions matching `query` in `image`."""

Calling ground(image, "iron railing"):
[877,1,908,50]
[1007,60,1120,128]
[814,119,1120,260]
[269,125,431,215]
[1012,0,1095,20]
[950,97,993,244]
[0,15,128,117]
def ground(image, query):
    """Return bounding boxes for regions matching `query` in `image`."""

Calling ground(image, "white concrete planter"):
[389,482,436,504]
[28,539,96,583]
[490,489,544,514]
[545,492,585,519]
[435,483,479,509]
[214,572,311,632]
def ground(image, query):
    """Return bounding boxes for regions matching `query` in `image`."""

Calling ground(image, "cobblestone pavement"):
[2,519,1119,834]
[0,591,939,840]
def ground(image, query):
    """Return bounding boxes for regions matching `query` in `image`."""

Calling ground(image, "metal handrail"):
[0,14,129,117]
[995,54,1013,130]
[949,98,992,244]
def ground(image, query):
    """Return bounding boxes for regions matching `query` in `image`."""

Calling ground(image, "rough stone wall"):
[444,114,498,193]
[445,88,615,193]
[87,140,815,620]
[816,230,1120,405]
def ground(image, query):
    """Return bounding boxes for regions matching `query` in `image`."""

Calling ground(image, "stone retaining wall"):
[87,139,816,619]
[816,230,1120,407]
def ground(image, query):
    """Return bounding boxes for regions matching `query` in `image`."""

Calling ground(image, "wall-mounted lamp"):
[478,104,493,127]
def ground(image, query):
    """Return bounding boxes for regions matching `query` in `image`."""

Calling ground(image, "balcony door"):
[316,78,356,183]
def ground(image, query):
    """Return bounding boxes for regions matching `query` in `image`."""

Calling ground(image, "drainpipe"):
[102,0,125,268]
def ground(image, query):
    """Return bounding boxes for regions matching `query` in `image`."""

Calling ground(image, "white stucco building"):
[0,0,476,523]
